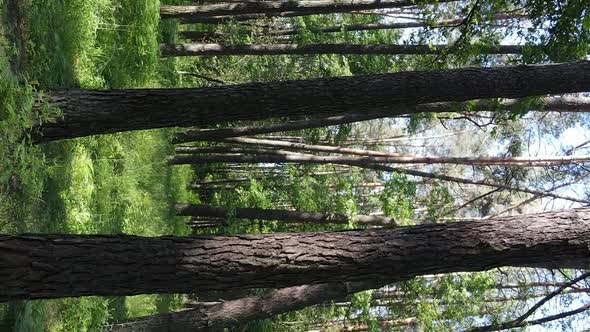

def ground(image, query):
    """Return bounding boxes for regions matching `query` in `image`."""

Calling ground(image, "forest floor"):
[0,0,198,330]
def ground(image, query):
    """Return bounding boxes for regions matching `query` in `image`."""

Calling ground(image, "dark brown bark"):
[160,0,454,24]
[33,62,590,143]
[175,203,396,226]
[106,281,382,332]
[160,43,525,57]
[172,96,590,143]
[3,208,590,301]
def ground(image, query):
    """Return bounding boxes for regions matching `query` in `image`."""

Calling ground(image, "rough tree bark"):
[172,96,590,143]
[160,43,525,57]
[33,62,590,142]
[106,281,383,332]
[160,0,454,24]
[175,203,396,226]
[2,208,590,302]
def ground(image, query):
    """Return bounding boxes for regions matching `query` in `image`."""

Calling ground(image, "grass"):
[0,0,197,330]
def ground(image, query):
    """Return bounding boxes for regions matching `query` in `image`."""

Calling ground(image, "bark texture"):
[161,43,524,57]
[2,208,590,301]
[106,281,381,332]
[175,203,396,226]
[34,62,590,142]
[172,96,590,143]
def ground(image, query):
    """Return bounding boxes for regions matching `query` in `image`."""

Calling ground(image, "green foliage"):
[424,182,455,222]
[524,0,590,62]
[390,273,495,331]
[2,0,587,330]
[45,297,110,332]
[0,0,192,329]
[379,173,417,224]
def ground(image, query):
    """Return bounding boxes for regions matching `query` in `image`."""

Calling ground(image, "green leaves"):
[379,173,416,224]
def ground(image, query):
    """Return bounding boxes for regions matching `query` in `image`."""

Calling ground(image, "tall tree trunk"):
[172,96,590,143]
[175,203,396,226]
[169,152,590,168]
[160,0,454,24]
[107,281,382,332]
[267,13,527,36]
[2,208,590,301]
[179,138,401,157]
[179,31,228,41]
[161,43,525,57]
[174,146,301,156]
[34,63,590,143]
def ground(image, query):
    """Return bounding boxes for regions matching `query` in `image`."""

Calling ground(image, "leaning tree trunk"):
[160,0,454,24]
[175,203,396,226]
[172,96,590,142]
[2,208,590,301]
[160,43,525,57]
[33,62,590,143]
[106,281,383,332]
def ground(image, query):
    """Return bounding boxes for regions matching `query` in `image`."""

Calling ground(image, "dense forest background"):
[0,0,589,331]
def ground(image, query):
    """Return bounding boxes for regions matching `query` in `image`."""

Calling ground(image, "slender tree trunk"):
[34,62,590,142]
[179,30,228,41]
[193,178,252,185]
[188,137,402,157]
[106,281,382,332]
[188,183,243,191]
[174,146,301,156]
[172,96,590,143]
[2,208,590,302]
[169,152,590,168]
[268,13,527,36]
[175,203,396,226]
[160,0,454,24]
[161,43,525,57]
